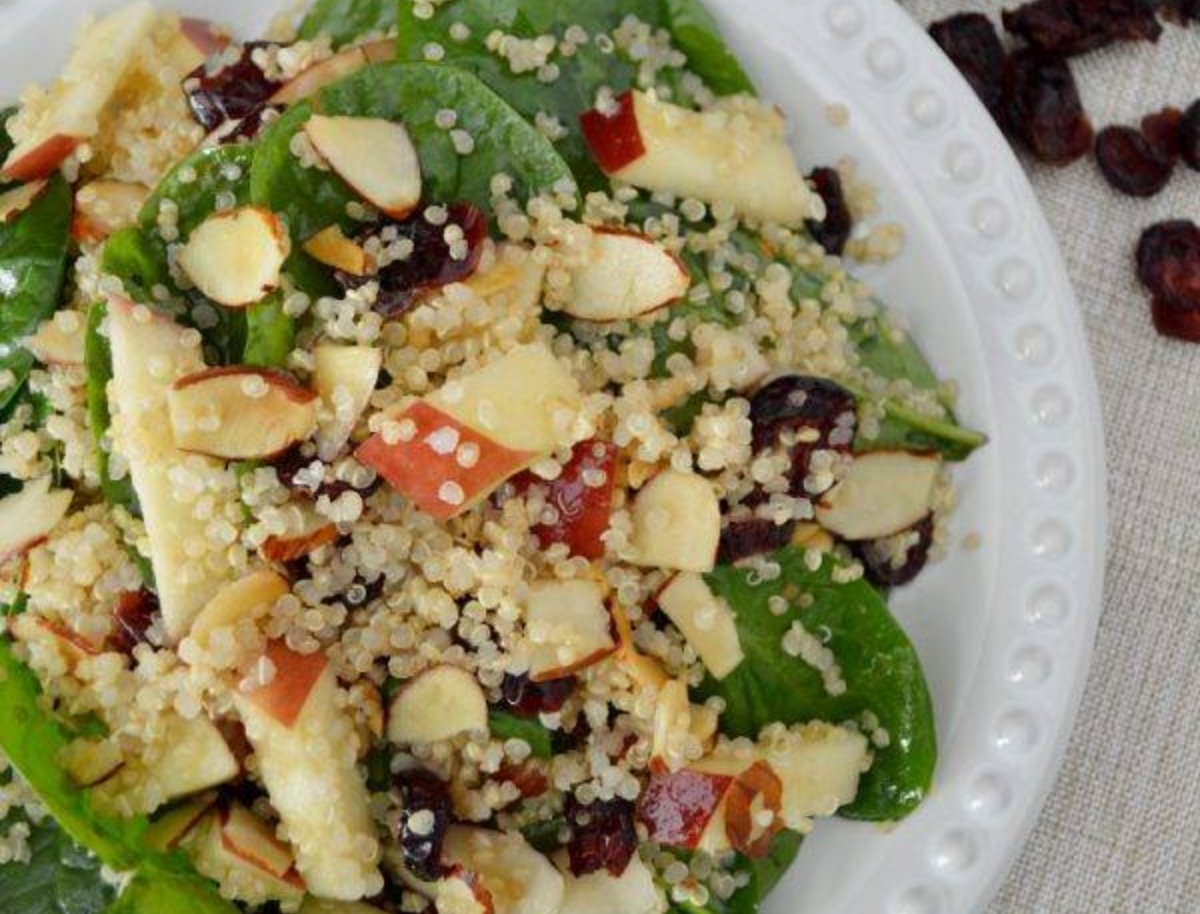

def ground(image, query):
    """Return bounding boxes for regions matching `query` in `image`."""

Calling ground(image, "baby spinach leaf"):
[298,0,398,46]
[725,830,803,914]
[488,710,553,759]
[0,175,72,413]
[83,302,138,512]
[243,294,295,368]
[102,870,240,914]
[138,144,254,243]
[396,0,753,187]
[694,548,936,821]
[250,62,576,242]
[0,815,114,914]
[98,229,168,306]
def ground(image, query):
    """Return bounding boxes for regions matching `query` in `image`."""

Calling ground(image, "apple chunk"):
[556,851,665,914]
[637,767,734,849]
[815,450,940,541]
[580,90,819,227]
[168,366,318,460]
[558,228,689,322]
[304,115,422,219]
[72,180,147,243]
[177,206,290,308]
[24,313,85,366]
[0,476,72,562]
[387,664,488,744]
[189,807,304,906]
[656,573,743,680]
[442,826,563,914]
[238,640,329,729]
[313,344,382,459]
[188,569,290,649]
[149,713,241,804]
[629,471,720,573]
[2,3,156,180]
[145,792,218,852]
[524,579,616,681]
[762,722,870,825]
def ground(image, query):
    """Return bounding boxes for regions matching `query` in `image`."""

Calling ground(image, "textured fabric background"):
[900,4,1200,913]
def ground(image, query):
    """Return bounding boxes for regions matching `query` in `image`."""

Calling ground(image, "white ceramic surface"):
[0,2,1108,913]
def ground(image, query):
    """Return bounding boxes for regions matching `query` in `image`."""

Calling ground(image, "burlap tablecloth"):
[900,4,1199,912]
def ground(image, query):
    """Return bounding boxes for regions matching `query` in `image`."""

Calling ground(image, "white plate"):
[0,2,1107,913]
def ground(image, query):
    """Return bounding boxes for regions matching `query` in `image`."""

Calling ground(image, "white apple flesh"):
[387,664,489,745]
[24,313,85,366]
[0,179,48,224]
[523,579,616,681]
[313,344,382,459]
[629,471,720,573]
[441,826,564,914]
[555,850,665,914]
[815,450,940,541]
[0,476,72,561]
[656,572,744,680]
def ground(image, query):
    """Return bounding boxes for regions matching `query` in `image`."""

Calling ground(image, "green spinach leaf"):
[0,815,114,914]
[298,0,398,46]
[98,229,168,306]
[725,830,802,914]
[138,144,254,243]
[102,870,240,914]
[243,294,295,368]
[83,301,138,512]
[695,548,936,821]
[487,710,553,759]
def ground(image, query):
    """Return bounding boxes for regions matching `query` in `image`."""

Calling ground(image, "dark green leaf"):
[0,815,114,914]
[518,816,565,854]
[725,830,802,914]
[660,0,754,95]
[695,548,936,821]
[102,870,240,914]
[138,144,254,242]
[487,710,553,759]
[83,301,138,512]
[243,294,295,368]
[298,0,399,46]
[98,228,168,306]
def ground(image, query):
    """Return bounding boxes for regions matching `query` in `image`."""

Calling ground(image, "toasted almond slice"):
[313,344,382,458]
[0,179,48,224]
[815,450,940,540]
[387,665,488,744]
[270,47,369,106]
[303,225,373,276]
[178,206,290,308]
[189,570,291,649]
[304,115,422,219]
[0,476,72,562]
[559,227,689,322]
[262,520,338,564]
[168,366,317,460]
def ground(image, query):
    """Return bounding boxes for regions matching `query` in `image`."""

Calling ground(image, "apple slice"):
[106,297,237,642]
[270,47,370,106]
[515,439,617,561]
[313,344,382,459]
[222,803,294,878]
[442,827,564,914]
[145,791,218,852]
[0,476,72,561]
[62,737,125,788]
[763,722,870,825]
[188,569,290,650]
[656,573,744,680]
[558,228,689,322]
[189,809,305,906]
[579,90,819,227]
[629,471,720,573]
[555,851,665,914]
[168,366,318,460]
[387,664,488,744]
[233,654,381,900]
[524,579,617,681]
[637,767,734,849]
[177,206,290,308]
[0,179,48,224]
[148,713,241,804]
[72,179,147,243]
[24,313,85,366]
[2,3,156,180]
[304,115,422,219]
[303,225,374,276]
[815,450,940,541]
[650,678,691,774]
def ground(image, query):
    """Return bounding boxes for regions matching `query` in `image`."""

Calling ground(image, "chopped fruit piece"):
[24,314,85,366]
[313,344,382,458]
[629,470,720,573]
[717,517,794,565]
[656,572,744,680]
[168,366,318,460]
[304,114,423,219]
[190,812,304,906]
[188,570,290,649]
[580,90,818,227]
[150,714,240,804]
[177,17,230,59]
[517,439,616,560]
[270,47,370,106]
[1182,101,1200,171]
[1136,219,1200,342]
[816,451,940,541]
[300,900,391,914]
[71,180,147,242]
[524,579,617,682]
[262,519,338,564]
[2,3,156,180]
[499,673,576,716]
[145,792,218,852]
[1001,0,1160,57]
[304,225,374,276]
[805,167,853,256]
[239,640,329,728]
[852,516,935,589]
[0,476,72,562]
[556,850,665,914]
[1094,125,1173,197]
[564,797,637,877]
[62,737,125,788]
[722,760,784,858]
[637,768,733,849]
[222,803,295,879]
[177,206,289,307]
[106,588,160,655]
[360,39,398,64]
[650,679,692,773]
[0,179,48,224]
[441,826,564,914]
[183,41,282,132]
[928,14,1006,118]
[233,658,381,900]
[387,664,489,744]
[557,228,689,322]
[762,722,870,825]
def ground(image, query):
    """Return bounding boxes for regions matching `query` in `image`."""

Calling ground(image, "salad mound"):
[0,2,985,914]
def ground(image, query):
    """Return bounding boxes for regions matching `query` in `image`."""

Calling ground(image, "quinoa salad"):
[0,2,988,914]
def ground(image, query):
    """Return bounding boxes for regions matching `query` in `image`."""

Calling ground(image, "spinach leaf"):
[250,62,576,242]
[98,228,168,306]
[83,301,138,512]
[0,815,114,914]
[488,710,553,759]
[725,830,802,914]
[243,294,295,368]
[0,175,72,413]
[694,548,936,821]
[102,870,240,914]
[298,0,398,46]
[395,0,753,187]
[138,144,254,243]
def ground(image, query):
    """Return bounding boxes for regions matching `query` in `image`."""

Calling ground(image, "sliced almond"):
[387,664,488,745]
[524,579,616,682]
[628,471,720,573]
[559,227,689,322]
[816,450,940,540]
[303,225,373,276]
[177,206,290,308]
[0,476,72,562]
[304,115,422,219]
[270,47,369,106]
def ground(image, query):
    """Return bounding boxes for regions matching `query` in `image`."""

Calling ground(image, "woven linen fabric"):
[900,4,1200,913]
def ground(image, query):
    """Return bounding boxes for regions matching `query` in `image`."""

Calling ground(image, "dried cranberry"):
[1181,101,1200,171]
[804,167,853,256]
[393,770,453,881]
[270,444,378,502]
[852,516,935,589]
[1001,50,1094,165]
[338,204,489,318]
[565,797,637,877]
[718,517,795,565]
[499,673,575,716]
[1001,0,1161,57]
[1094,126,1174,197]
[1136,220,1200,342]
[928,14,1007,118]
[183,42,283,132]
[1140,107,1183,162]
[106,589,159,654]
